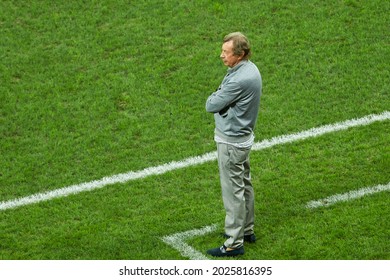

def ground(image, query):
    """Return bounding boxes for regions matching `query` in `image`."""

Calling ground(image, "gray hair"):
[223,32,251,59]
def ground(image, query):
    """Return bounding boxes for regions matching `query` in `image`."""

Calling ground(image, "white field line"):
[161,224,217,260]
[306,182,390,208]
[0,111,389,211]
[164,182,390,260]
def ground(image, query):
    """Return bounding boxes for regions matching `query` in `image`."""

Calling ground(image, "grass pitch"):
[0,0,389,260]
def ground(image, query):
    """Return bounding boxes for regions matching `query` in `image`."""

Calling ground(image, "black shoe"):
[222,233,256,243]
[244,234,256,243]
[207,245,244,257]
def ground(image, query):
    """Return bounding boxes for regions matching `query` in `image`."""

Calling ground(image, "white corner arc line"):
[168,182,390,259]
[306,182,390,208]
[0,111,389,211]
[161,224,217,260]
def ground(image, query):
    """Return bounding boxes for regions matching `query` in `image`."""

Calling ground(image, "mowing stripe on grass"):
[161,224,217,260]
[306,182,390,208]
[0,111,389,211]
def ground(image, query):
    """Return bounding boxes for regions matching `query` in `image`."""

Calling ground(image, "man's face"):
[220,40,241,68]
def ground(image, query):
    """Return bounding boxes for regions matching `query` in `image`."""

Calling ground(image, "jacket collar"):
[227,60,248,74]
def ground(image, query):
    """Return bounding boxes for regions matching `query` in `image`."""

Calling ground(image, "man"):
[205,32,262,257]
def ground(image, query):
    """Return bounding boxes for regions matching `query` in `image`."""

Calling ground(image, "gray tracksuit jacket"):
[206,60,262,143]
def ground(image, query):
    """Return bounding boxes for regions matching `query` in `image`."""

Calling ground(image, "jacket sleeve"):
[205,80,242,113]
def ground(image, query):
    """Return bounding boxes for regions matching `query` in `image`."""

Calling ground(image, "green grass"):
[0,0,389,260]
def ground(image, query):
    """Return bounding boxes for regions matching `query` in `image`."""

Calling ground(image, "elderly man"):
[206,32,262,257]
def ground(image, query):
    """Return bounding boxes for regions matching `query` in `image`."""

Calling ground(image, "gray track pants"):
[217,142,255,249]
